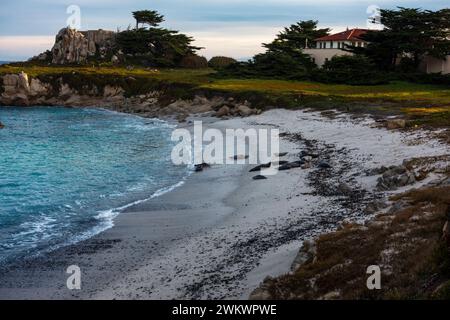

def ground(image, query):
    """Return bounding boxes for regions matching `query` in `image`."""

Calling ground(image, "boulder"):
[377,166,416,191]
[236,104,254,117]
[300,150,319,159]
[249,163,271,172]
[318,161,332,169]
[215,105,230,117]
[301,162,312,169]
[29,78,49,96]
[0,122,4,129]
[291,241,316,271]
[2,74,19,87]
[279,161,304,171]
[386,119,406,130]
[195,163,210,172]
[111,55,119,64]
[103,85,124,98]
[253,175,268,180]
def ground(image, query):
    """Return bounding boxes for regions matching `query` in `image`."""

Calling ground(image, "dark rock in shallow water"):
[318,161,331,169]
[253,175,267,180]
[195,163,210,172]
[300,150,319,159]
[278,161,304,171]
[249,163,271,172]
[275,152,288,157]
[0,122,4,129]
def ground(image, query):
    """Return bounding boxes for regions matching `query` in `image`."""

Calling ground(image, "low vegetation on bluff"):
[1,63,450,128]
[260,185,450,300]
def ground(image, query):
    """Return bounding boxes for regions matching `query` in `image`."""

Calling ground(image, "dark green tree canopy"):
[117,10,202,67]
[349,7,450,71]
[263,20,330,53]
[220,20,325,79]
[132,10,165,29]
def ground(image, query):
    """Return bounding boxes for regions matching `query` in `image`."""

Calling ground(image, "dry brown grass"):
[265,186,450,300]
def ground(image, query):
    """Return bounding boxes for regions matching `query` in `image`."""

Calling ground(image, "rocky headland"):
[0,70,265,123]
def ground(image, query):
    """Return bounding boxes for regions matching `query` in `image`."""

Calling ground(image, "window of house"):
[337,42,341,49]
[330,41,334,49]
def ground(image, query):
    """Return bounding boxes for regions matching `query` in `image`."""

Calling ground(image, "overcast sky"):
[0,0,448,61]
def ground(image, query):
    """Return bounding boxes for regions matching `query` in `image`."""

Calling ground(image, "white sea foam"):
[76,178,190,242]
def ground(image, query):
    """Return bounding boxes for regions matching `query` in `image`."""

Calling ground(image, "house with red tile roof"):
[304,28,369,67]
[305,28,450,74]
[315,28,369,49]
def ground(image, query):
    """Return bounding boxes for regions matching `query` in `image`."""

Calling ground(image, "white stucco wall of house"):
[420,56,450,74]
[304,48,353,67]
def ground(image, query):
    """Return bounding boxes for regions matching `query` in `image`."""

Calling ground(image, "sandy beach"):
[0,108,448,300]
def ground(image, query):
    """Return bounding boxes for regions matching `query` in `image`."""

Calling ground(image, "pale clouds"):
[0,36,54,61]
[192,26,280,60]
[0,0,448,60]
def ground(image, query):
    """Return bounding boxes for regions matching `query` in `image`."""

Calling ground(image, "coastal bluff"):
[0,71,261,120]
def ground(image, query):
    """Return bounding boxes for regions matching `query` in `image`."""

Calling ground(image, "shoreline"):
[0,108,448,299]
[0,105,191,268]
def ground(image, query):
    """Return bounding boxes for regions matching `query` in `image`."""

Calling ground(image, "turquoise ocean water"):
[0,107,189,265]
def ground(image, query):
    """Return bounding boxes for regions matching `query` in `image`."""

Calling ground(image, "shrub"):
[208,56,237,69]
[312,55,389,85]
[218,51,315,80]
[397,72,450,86]
[179,54,208,69]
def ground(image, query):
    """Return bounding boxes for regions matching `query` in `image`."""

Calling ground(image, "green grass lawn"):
[202,78,450,104]
[1,64,450,126]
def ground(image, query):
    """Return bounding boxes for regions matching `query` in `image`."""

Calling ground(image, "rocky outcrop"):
[376,165,416,191]
[51,28,115,64]
[1,72,32,105]
[0,72,261,121]
[212,99,262,118]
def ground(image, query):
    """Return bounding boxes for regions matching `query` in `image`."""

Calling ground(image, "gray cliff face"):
[0,72,129,107]
[51,28,116,64]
